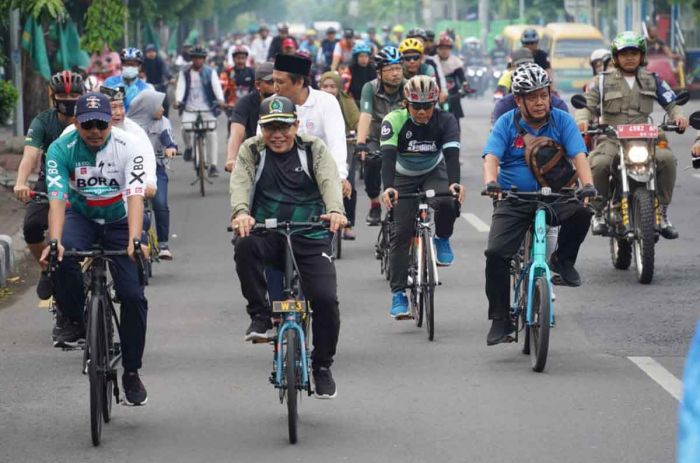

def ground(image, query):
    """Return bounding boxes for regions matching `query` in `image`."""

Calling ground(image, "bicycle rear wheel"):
[88,296,105,446]
[102,298,115,423]
[422,231,436,341]
[528,276,551,372]
[197,137,206,197]
[285,329,298,444]
[409,236,423,327]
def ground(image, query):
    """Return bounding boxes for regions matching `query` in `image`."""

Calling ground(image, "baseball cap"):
[343,28,354,38]
[145,44,157,52]
[75,92,112,123]
[259,96,297,126]
[255,62,274,81]
[326,27,337,34]
[282,38,296,49]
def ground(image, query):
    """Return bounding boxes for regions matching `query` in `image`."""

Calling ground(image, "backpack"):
[248,137,317,185]
[513,111,578,191]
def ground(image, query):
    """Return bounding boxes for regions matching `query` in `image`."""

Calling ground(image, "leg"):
[233,234,285,318]
[23,200,48,263]
[423,162,459,265]
[343,153,358,231]
[152,163,170,245]
[363,141,382,225]
[546,202,592,286]
[389,174,421,294]
[205,112,219,167]
[589,139,618,211]
[655,146,679,239]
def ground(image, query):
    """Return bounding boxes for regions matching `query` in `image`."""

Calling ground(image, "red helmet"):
[232,45,249,57]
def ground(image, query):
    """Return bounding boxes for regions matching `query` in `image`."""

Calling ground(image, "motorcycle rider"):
[520,28,551,76]
[575,31,688,239]
[583,49,612,92]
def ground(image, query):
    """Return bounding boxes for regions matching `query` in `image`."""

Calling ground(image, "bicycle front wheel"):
[409,236,423,327]
[197,136,206,197]
[285,328,298,444]
[528,276,551,372]
[422,231,436,341]
[88,296,105,446]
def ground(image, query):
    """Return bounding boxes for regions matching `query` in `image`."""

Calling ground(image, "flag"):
[58,20,90,70]
[21,16,51,80]
[143,22,161,51]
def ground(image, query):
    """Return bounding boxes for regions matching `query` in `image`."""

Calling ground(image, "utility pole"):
[9,9,23,136]
[479,0,489,48]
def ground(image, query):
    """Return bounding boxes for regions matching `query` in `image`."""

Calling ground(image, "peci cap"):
[255,62,274,81]
[75,93,112,123]
[274,53,311,76]
[259,96,297,126]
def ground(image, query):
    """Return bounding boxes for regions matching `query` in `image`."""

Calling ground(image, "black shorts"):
[23,179,48,244]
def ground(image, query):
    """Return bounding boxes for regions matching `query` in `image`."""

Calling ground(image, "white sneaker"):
[159,248,173,260]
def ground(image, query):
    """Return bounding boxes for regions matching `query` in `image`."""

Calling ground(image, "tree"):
[81,0,127,53]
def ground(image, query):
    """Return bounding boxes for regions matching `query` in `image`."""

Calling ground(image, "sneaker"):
[549,254,581,287]
[36,271,53,300]
[313,367,337,399]
[51,310,68,344]
[122,371,148,406]
[245,316,272,342]
[660,205,679,240]
[158,245,173,261]
[183,148,192,162]
[53,319,85,348]
[487,319,516,346]
[366,205,381,226]
[591,213,607,236]
[389,291,410,319]
[433,236,454,266]
[342,227,356,240]
[208,165,219,178]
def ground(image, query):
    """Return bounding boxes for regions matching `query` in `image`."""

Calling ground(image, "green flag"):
[21,16,51,80]
[167,24,178,56]
[60,21,90,70]
[143,22,161,51]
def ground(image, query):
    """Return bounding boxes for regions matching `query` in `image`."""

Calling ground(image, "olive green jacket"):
[575,68,682,126]
[229,133,345,218]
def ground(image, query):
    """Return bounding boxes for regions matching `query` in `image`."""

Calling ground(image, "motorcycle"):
[571,93,700,284]
[465,63,490,97]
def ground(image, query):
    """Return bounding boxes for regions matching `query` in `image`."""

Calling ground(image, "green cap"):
[259,96,297,125]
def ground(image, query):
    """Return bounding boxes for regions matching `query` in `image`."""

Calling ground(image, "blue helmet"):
[352,40,372,57]
[120,47,143,63]
[375,45,402,68]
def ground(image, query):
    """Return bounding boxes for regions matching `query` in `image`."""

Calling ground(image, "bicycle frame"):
[412,201,440,288]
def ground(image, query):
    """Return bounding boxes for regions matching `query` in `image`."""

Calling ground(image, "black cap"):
[259,96,297,126]
[343,28,354,38]
[75,93,112,123]
[255,62,274,81]
[274,53,311,76]
[326,27,336,34]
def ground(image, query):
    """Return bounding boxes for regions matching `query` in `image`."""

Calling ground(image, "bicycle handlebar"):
[227,220,330,233]
[481,186,580,202]
[393,187,461,201]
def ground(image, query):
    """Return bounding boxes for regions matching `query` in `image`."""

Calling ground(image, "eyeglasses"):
[403,54,422,62]
[80,120,109,130]
[409,102,435,111]
[262,123,293,134]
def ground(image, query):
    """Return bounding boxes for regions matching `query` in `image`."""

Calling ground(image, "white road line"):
[628,356,683,402]
[461,213,490,233]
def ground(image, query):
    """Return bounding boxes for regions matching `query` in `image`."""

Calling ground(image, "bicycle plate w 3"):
[272,300,307,314]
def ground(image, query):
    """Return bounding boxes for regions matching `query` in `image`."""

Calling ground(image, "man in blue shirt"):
[482,63,596,345]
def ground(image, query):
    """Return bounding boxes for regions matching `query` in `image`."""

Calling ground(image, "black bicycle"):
[47,239,146,446]
[375,208,393,281]
[182,109,216,197]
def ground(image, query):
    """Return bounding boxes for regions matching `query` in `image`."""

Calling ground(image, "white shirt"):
[250,36,273,64]
[624,75,636,89]
[175,67,225,112]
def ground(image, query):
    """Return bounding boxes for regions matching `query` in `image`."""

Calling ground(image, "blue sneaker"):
[389,292,410,319]
[434,237,454,266]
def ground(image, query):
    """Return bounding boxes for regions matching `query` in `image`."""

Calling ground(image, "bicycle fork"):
[526,209,554,327]
[274,318,310,390]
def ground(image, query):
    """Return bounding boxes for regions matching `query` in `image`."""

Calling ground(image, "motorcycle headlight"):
[476,70,484,76]
[493,71,501,78]
[626,142,649,164]
[467,69,475,76]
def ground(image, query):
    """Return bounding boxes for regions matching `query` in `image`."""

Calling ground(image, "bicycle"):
[229,219,329,444]
[484,186,580,372]
[182,109,216,197]
[143,198,158,281]
[46,239,146,446]
[374,208,393,281]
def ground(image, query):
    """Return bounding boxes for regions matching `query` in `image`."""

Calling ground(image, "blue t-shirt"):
[103,75,151,113]
[491,93,569,125]
[482,108,587,192]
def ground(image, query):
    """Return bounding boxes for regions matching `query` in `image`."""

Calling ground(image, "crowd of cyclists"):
[10,19,700,429]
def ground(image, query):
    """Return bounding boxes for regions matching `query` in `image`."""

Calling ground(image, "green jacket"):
[229,133,345,218]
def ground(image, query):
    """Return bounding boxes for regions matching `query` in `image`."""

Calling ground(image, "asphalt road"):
[1,95,699,462]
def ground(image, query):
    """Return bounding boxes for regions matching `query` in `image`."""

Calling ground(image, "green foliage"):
[81,0,127,54]
[0,0,66,18]
[0,80,19,123]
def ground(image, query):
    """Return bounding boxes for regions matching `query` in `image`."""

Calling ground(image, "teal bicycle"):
[488,187,580,372]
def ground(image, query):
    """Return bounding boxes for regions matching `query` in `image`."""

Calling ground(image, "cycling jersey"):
[46,126,147,224]
[24,108,72,180]
[380,108,460,176]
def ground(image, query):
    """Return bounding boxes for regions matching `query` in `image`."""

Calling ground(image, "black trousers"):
[23,178,48,244]
[234,233,340,368]
[344,142,358,226]
[484,200,591,320]
[363,141,382,199]
[389,163,459,292]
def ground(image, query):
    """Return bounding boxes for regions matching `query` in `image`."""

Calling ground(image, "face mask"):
[122,66,139,79]
[55,99,77,116]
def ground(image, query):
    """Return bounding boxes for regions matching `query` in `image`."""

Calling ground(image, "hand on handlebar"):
[320,212,348,233]
[483,181,502,199]
[13,183,32,202]
[382,188,398,210]
[231,213,256,238]
[164,147,177,158]
[40,240,64,268]
[449,183,465,204]
[354,143,369,161]
[341,179,352,198]
[224,158,235,173]
[692,140,700,158]
[575,183,597,205]
[675,116,689,132]
[577,121,589,133]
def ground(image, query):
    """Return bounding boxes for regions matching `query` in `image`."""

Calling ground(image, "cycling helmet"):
[49,71,85,95]
[120,47,143,63]
[375,45,403,68]
[352,40,372,57]
[404,75,439,103]
[99,84,126,101]
[343,28,354,39]
[189,45,208,57]
[520,28,539,45]
[511,62,550,95]
[399,38,424,55]
[425,30,436,40]
[611,31,646,56]
[392,24,405,34]
[437,35,454,48]
[407,28,428,41]
[231,45,249,56]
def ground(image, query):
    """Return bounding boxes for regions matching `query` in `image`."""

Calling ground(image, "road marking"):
[628,356,682,402]
[461,213,490,233]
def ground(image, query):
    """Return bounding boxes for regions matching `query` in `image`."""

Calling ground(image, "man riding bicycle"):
[380,75,464,318]
[104,47,152,112]
[229,96,347,399]
[41,93,150,405]
[482,64,596,346]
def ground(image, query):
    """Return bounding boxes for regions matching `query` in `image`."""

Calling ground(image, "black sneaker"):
[53,319,85,348]
[36,271,53,300]
[183,148,192,162]
[486,319,515,346]
[366,205,381,226]
[122,371,148,406]
[549,254,581,287]
[208,165,219,178]
[313,367,337,399]
[245,316,272,342]
[51,310,67,344]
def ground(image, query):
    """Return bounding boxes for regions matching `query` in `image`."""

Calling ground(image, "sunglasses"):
[403,55,422,62]
[409,102,435,111]
[262,123,293,134]
[80,120,109,130]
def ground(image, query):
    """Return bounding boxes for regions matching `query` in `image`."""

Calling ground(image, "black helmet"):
[425,30,435,40]
[521,28,539,45]
[189,45,208,57]
[49,71,85,95]
[407,28,428,41]
[99,84,126,101]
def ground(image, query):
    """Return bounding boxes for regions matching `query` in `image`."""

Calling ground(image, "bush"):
[0,80,19,125]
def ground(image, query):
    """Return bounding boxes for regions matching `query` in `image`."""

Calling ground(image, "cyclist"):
[355,46,406,226]
[226,45,256,100]
[406,28,448,104]
[331,28,355,72]
[399,37,434,80]
[380,76,464,318]
[424,30,437,57]
[267,24,297,61]
[482,63,595,345]
[520,28,551,76]
[318,27,339,72]
[229,95,346,399]
[494,47,534,98]
[250,25,272,64]
[14,71,84,342]
[575,31,688,239]
[435,35,467,119]
[104,47,152,112]
[41,92,150,405]
[347,41,376,106]
[175,45,226,177]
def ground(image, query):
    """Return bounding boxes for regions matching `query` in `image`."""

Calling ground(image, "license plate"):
[616,124,658,139]
[272,300,306,313]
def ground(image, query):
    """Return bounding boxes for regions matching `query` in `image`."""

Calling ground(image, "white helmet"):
[511,62,550,95]
[404,75,440,103]
[590,48,611,64]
